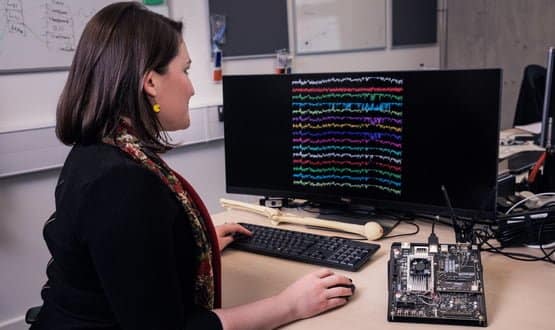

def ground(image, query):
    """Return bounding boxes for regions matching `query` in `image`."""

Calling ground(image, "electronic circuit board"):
[387,242,487,327]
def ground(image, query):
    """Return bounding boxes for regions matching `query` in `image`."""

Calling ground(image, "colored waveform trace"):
[291,137,402,149]
[373,161,402,173]
[292,173,401,187]
[292,180,401,195]
[292,102,402,117]
[292,173,371,182]
[371,154,401,164]
[293,166,401,180]
[293,152,401,164]
[294,166,369,174]
[291,115,402,133]
[292,133,403,152]
[292,159,369,167]
[293,152,370,159]
[292,131,401,141]
[291,76,404,86]
[292,87,404,93]
[291,150,401,164]
[292,108,402,117]
[292,102,403,112]
[292,122,402,133]
[292,145,402,157]
[292,93,403,102]
[292,115,401,125]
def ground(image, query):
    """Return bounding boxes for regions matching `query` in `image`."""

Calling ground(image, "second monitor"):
[223,69,501,220]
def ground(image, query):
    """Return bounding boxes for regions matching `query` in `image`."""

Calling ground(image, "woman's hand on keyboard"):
[215,222,252,251]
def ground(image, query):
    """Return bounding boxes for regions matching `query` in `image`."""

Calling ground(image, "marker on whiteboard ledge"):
[418,63,437,70]
[275,49,290,74]
[212,49,222,82]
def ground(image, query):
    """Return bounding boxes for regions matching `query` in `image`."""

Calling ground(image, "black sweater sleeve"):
[79,165,222,330]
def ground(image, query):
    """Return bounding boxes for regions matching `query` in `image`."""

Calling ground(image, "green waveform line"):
[293,167,401,180]
[292,180,401,195]
[369,169,401,179]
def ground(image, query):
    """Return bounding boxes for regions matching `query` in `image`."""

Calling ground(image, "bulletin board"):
[208,0,289,58]
[392,0,437,46]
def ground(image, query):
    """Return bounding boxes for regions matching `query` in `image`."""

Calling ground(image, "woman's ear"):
[143,70,158,98]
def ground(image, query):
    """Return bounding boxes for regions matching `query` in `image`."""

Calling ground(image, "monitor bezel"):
[540,46,555,148]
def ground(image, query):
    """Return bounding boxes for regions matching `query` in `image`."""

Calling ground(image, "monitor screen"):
[223,69,501,219]
[541,46,555,147]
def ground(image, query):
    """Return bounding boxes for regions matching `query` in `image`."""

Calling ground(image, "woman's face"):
[152,42,195,131]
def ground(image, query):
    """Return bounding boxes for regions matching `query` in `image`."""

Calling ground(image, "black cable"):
[305,201,555,264]
[382,221,420,239]
[413,213,454,227]
[496,206,555,219]
[494,213,555,247]
[538,219,555,263]
[480,240,555,263]
[474,226,555,264]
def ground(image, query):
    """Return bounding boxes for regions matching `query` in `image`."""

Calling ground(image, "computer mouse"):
[328,283,356,296]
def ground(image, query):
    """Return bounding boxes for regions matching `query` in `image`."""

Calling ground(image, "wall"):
[444,0,555,129]
[177,0,440,108]
[0,0,439,328]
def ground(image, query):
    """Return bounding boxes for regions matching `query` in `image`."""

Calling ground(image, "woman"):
[32,2,354,329]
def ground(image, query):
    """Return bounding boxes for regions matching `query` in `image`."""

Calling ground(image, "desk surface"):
[213,210,554,330]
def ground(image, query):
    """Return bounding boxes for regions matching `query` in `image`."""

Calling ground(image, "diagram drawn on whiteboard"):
[0,0,113,72]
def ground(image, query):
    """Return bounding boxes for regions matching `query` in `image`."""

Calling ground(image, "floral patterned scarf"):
[104,121,221,309]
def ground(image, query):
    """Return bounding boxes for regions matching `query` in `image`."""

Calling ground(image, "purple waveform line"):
[291,137,402,148]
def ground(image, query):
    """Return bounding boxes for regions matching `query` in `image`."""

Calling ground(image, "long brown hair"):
[56,2,183,152]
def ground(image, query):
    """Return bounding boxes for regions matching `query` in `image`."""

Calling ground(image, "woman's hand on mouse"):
[276,268,355,320]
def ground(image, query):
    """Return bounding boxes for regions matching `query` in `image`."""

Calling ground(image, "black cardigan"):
[32,144,222,330]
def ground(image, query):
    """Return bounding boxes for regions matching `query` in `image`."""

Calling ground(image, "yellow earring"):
[152,103,161,113]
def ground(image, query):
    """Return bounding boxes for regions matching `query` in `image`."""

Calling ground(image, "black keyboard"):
[229,222,380,271]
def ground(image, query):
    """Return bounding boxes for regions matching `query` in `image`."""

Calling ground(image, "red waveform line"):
[292,87,404,93]
[373,161,402,172]
[292,159,369,167]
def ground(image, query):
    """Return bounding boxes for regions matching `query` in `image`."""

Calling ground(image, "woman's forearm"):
[213,293,297,330]
[213,268,353,330]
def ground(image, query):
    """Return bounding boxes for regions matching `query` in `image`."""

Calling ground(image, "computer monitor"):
[540,46,555,147]
[223,69,501,220]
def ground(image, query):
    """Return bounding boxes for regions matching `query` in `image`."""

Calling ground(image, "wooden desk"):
[213,210,554,330]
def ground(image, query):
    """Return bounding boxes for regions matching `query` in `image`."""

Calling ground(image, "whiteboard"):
[0,0,115,73]
[293,0,386,54]
[0,106,224,178]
